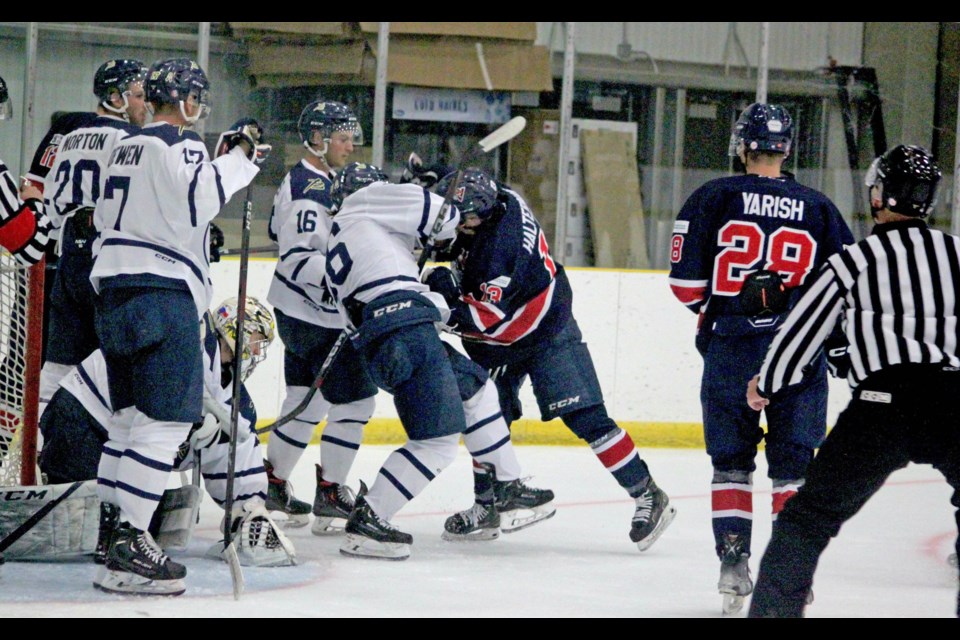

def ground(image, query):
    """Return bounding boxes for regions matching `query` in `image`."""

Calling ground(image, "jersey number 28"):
[713,220,816,295]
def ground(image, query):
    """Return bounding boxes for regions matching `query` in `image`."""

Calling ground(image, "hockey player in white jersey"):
[263,100,377,534]
[325,163,553,560]
[27,297,295,579]
[88,58,265,596]
[38,58,148,419]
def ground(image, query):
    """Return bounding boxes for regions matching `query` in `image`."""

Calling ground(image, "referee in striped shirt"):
[744,144,960,618]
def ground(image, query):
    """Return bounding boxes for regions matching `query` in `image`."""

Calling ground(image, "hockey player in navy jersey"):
[88,58,265,596]
[263,100,378,534]
[325,162,552,560]
[668,103,853,614]
[430,170,674,549]
[38,59,148,419]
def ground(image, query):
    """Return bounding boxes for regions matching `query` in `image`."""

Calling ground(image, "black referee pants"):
[748,364,960,617]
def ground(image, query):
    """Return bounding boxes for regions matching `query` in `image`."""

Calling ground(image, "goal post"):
[0,255,45,487]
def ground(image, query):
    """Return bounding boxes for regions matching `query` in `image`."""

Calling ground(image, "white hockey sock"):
[365,434,459,521]
[97,407,135,505]
[38,361,72,420]
[461,380,520,481]
[268,385,331,479]
[115,412,193,531]
[319,396,373,484]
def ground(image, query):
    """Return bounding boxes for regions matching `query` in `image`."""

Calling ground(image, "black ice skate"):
[264,460,311,528]
[94,502,120,565]
[717,533,753,615]
[629,478,676,552]
[443,501,501,541]
[494,474,556,533]
[93,522,186,596]
[340,484,412,561]
[311,464,356,536]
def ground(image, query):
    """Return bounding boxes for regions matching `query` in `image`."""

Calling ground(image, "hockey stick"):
[219,245,278,256]
[220,185,253,601]
[257,117,526,437]
[416,116,526,272]
[0,480,84,553]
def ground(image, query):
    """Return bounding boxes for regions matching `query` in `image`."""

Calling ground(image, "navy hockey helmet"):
[0,74,10,121]
[728,103,793,158]
[436,169,501,219]
[330,162,389,211]
[298,100,363,154]
[865,144,942,218]
[145,58,210,122]
[94,59,147,108]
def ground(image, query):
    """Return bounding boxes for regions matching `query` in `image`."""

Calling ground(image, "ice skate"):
[207,499,297,567]
[311,464,356,536]
[94,502,120,565]
[93,522,186,596]
[340,484,412,561]
[717,534,752,615]
[442,501,501,541]
[494,474,556,533]
[264,460,311,528]
[630,479,676,551]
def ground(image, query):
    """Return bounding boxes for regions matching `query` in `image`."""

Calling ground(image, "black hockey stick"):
[219,245,278,256]
[0,480,84,553]
[416,116,526,272]
[221,185,253,600]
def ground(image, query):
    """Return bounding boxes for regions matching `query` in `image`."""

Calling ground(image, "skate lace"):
[336,483,357,508]
[247,517,281,549]
[633,491,654,524]
[464,503,490,525]
[138,532,170,566]
[369,507,399,532]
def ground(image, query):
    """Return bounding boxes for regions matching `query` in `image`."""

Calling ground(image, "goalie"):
[0,297,295,592]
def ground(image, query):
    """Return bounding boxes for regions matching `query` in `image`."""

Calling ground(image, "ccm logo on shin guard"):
[549,396,581,411]
[373,301,413,317]
[860,390,892,403]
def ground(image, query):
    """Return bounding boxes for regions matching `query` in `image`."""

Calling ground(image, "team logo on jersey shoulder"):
[304,178,327,194]
[673,220,689,234]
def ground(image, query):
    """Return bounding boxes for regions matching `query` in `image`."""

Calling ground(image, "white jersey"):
[266,159,340,328]
[90,121,258,317]
[325,181,459,329]
[44,114,139,231]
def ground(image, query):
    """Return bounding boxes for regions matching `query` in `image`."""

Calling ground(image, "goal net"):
[0,254,44,487]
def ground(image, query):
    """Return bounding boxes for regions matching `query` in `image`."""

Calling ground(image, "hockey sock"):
[268,385,331,479]
[365,433,459,521]
[771,478,804,520]
[97,407,135,505]
[588,427,651,496]
[319,396,373,485]
[462,380,521,483]
[712,469,753,558]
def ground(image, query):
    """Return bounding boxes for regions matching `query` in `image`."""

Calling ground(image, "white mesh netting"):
[0,252,36,486]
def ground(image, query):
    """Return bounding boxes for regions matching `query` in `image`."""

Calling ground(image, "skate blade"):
[721,593,745,615]
[269,511,310,529]
[441,527,501,542]
[635,504,677,552]
[500,503,557,533]
[93,568,186,597]
[311,516,347,536]
[339,533,410,561]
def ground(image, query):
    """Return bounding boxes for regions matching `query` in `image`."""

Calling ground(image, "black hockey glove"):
[216,118,271,164]
[823,322,851,379]
[424,266,461,306]
[208,222,225,263]
[399,152,451,190]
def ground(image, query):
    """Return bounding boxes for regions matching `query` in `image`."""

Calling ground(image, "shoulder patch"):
[673,220,689,234]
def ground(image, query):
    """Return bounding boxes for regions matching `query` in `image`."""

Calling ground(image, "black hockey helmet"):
[728,103,793,158]
[0,74,10,121]
[865,144,942,218]
[145,58,210,122]
[330,162,389,211]
[436,169,501,219]
[297,100,363,153]
[94,59,147,107]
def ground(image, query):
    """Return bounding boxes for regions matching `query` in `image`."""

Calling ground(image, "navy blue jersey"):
[24,112,98,190]
[668,173,853,320]
[449,187,571,352]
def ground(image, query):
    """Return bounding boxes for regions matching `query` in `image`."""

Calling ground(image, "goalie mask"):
[0,74,11,121]
[145,58,210,124]
[330,162,389,211]
[94,58,147,119]
[865,144,941,218]
[214,296,276,381]
[436,169,502,220]
[728,103,793,159]
[298,100,363,158]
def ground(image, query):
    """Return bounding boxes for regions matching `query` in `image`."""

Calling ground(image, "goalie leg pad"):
[206,499,297,567]
[0,479,100,560]
[148,485,203,551]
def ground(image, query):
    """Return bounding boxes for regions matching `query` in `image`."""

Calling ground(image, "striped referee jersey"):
[758,218,960,395]
[0,157,51,266]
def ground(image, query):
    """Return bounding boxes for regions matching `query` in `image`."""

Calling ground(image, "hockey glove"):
[423,266,461,307]
[208,222,225,263]
[826,345,851,379]
[399,152,449,190]
[216,118,272,164]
